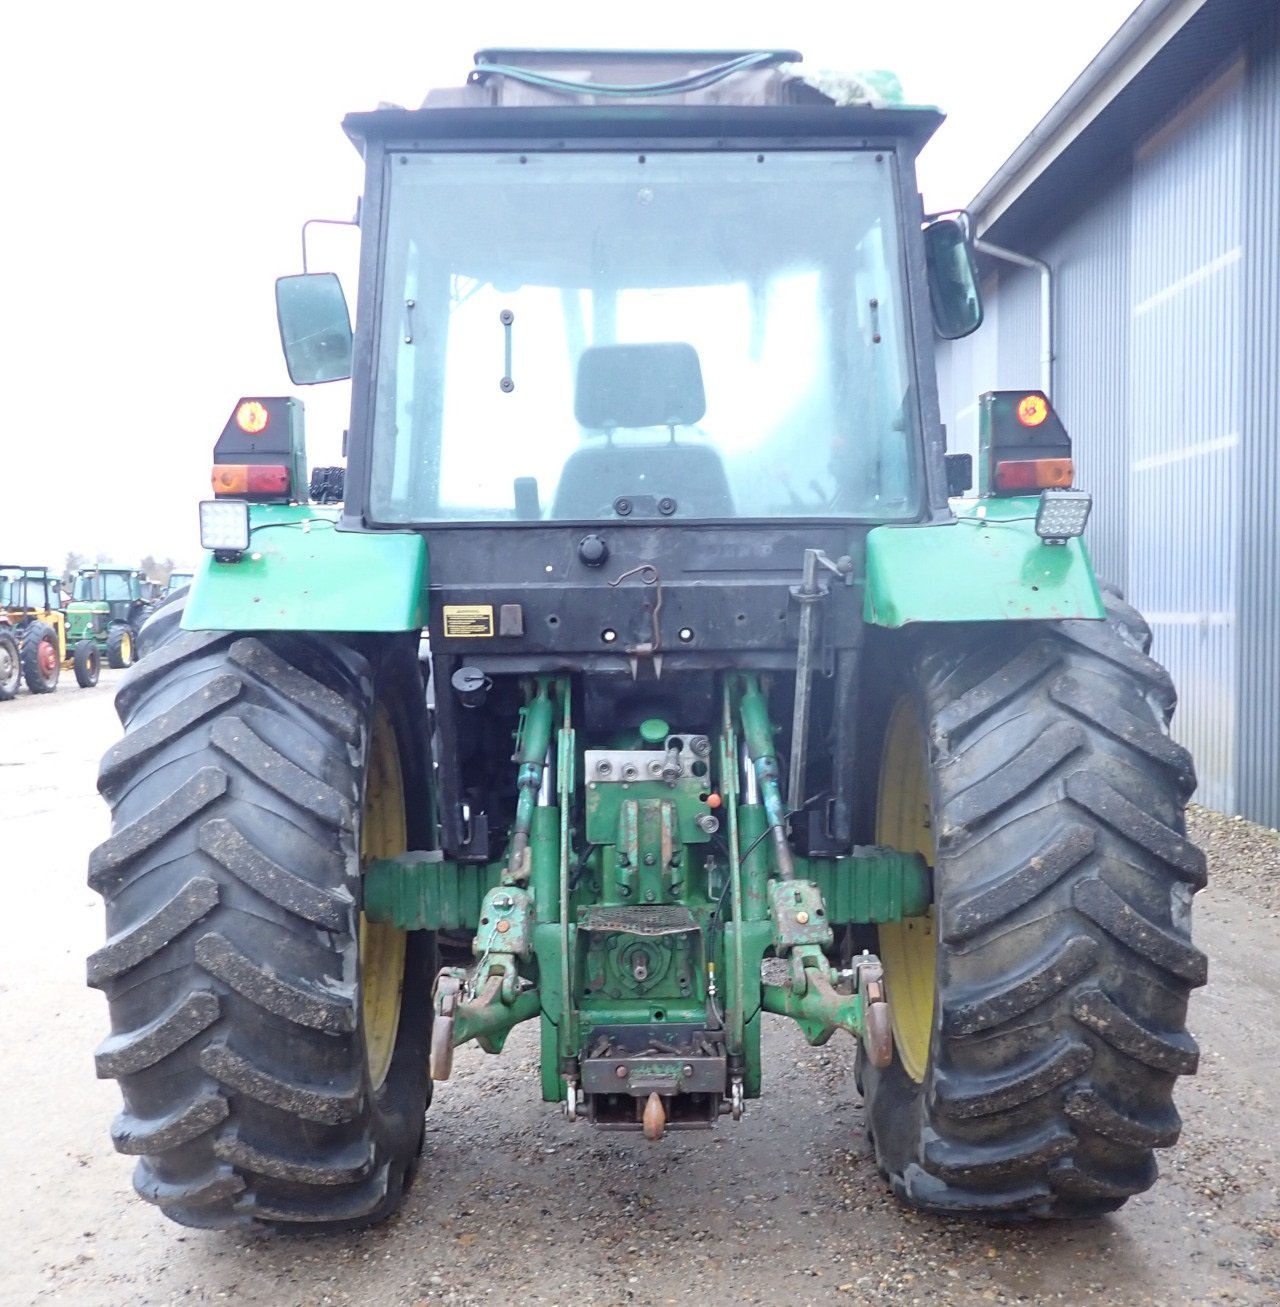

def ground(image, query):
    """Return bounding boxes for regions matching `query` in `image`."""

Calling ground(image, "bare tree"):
[62,551,86,585]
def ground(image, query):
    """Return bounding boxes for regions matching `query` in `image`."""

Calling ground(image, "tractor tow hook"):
[642,1091,666,1141]
[430,973,462,1081]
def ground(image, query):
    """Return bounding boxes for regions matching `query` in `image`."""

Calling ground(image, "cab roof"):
[343,48,944,156]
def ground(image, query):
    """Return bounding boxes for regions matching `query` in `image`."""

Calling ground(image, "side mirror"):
[923,214,983,340]
[275,273,353,384]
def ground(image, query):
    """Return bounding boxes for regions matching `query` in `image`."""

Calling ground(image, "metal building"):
[936,0,1280,825]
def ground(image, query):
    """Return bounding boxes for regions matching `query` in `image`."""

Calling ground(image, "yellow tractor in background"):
[0,564,100,694]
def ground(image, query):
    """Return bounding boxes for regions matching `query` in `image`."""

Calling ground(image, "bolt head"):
[615,1064,629,1079]
[796,910,810,925]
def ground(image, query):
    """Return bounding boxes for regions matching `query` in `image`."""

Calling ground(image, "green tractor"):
[67,565,149,668]
[0,563,100,694]
[163,569,195,599]
[88,50,1204,1231]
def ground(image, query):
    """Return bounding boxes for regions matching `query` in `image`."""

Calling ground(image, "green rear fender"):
[182,505,427,633]
[864,497,1105,627]
[179,499,1098,634]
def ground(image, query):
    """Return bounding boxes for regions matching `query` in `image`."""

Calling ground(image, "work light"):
[1035,489,1092,543]
[199,499,250,556]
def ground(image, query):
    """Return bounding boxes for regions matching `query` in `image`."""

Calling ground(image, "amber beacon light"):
[234,400,271,434]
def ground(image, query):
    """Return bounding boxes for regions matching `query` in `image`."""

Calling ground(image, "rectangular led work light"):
[1035,488,1092,543]
[199,499,251,555]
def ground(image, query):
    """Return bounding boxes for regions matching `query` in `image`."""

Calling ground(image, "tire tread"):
[863,590,1204,1217]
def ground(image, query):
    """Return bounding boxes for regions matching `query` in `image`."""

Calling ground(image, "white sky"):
[0,0,1139,570]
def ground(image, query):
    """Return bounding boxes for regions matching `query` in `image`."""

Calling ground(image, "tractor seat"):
[552,342,734,519]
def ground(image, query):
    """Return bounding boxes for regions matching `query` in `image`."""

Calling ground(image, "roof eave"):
[969,0,1203,236]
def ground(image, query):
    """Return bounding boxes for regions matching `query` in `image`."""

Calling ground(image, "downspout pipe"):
[974,239,1053,399]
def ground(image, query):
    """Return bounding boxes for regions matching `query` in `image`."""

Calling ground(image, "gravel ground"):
[2,676,1278,1306]
[1186,804,1280,915]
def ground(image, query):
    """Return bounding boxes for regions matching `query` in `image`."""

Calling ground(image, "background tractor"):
[0,564,100,693]
[66,565,150,668]
[163,569,194,599]
[89,49,1204,1232]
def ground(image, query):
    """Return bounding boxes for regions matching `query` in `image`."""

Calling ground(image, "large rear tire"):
[861,592,1206,1216]
[20,621,60,693]
[134,587,191,660]
[0,629,19,700]
[88,626,434,1229]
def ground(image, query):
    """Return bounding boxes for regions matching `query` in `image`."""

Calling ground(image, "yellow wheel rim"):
[360,704,408,1089]
[876,697,937,1084]
[120,632,132,663]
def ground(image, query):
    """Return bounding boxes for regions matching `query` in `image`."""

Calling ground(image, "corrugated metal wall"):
[1237,8,1280,827]
[1045,181,1133,591]
[994,266,1041,391]
[935,15,1280,825]
[1126,62,1243,815]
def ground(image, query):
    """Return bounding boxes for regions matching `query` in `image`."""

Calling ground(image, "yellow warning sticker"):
[442,604,494,638]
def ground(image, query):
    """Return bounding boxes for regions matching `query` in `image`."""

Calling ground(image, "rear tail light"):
[212,397,306,504]
[211,464,290,497]
[979,391,1074,498]
[992,458,1074,492]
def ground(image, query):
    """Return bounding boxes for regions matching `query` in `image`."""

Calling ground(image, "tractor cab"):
[0,565,60,621]
[71,566,146,623]
[269,47,990,872]
[278,49,981,534]
[164,570,194,598]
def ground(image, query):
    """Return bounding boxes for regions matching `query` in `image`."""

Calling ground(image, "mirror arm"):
[301,216,359,275]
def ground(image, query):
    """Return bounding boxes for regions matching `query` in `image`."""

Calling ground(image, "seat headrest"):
[574,342,705,429]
